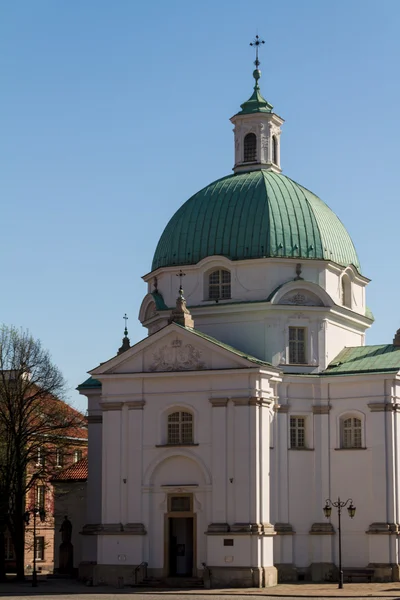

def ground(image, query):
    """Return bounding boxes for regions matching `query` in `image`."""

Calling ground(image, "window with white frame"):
[290,416,306,448]
[34,536,44,560]
[56,448,63,468]
[36,485,45,511]
[36,446,45,468]
[341,417,362,448]
[289,327,307,364]
[243,133,257,162]
[208,269,231,300]
[73,449,82,463]
[167,411,193,445]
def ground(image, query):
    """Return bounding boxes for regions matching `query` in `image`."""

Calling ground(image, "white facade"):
[78,69,400,587]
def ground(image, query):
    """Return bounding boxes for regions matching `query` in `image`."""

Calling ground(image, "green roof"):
[323,345,400,376]
[152,170,361,272]
[238,82,273,115]
[151,291,168,310]
[77,376,101,390]
[176,324,273,368]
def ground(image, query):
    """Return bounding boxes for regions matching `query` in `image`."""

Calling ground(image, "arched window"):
[243,133,257,162]
[272,135,278,164]
[341,275,351,308]
[167,411,193,445]
[341,417,362,448]
[208,269,231,300]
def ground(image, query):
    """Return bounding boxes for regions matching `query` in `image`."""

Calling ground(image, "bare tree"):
[0,325,86,581]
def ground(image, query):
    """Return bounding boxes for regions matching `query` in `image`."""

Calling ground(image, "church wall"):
[270,373,399,578]
[325,320,365,365]
[148,257,367,319]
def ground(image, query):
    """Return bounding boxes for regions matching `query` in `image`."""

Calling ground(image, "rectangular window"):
[73,449,82,463]
[290,416,306,448]
[34,536,44,560]
[289,327,307,364]
[342,417,362,448]
[36,485,45,511]
[56,449,63,468]
[36,447,45,468]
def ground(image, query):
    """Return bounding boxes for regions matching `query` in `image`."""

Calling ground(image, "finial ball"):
[253,69,261,81]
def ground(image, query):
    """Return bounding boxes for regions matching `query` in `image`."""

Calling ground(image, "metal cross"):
[123,313,128,335]
[250,35,265,68]
[176,270,186,297]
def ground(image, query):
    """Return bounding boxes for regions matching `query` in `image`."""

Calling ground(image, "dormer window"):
[208,269,231,300]
[243,133,257,162]
[272,135,278,165]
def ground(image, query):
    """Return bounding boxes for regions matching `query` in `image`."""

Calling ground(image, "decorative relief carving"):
[280,291,323,306]
[149,341,205,372]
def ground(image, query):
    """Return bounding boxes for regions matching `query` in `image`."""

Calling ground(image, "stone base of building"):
[91,564,138,587]
[78,561,97,583]
[367,563,394,583]
[310,562,337,582]
[275,563,298,582]
[203,565,277,588]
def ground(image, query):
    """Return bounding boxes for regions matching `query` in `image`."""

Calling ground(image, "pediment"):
[90,324,265,377]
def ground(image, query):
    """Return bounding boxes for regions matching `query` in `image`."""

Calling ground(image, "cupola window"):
[272,135,278,165]
[341,275,351,308]
[208,269,231,300]
[243,133,257,162]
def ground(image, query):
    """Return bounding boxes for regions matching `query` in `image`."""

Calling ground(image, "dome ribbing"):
[152,170,360,273]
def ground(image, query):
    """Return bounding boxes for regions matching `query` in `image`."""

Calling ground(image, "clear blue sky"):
[1,1,399,411]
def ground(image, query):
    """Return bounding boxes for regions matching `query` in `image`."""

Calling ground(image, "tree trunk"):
[11,495,26,581]
[13,520,25,581]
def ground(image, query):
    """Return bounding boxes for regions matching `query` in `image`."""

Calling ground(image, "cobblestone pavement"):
[1,580,400,600]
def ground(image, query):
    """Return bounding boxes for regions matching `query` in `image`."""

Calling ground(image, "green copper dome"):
[152,170,361,272]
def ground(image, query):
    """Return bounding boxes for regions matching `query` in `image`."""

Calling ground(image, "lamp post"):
[24,505,46,587]
[323,497,356,589]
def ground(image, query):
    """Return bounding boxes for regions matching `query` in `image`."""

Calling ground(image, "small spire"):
[250,34,265,86]
[118,313,131,355]
[238,35,273,115]
[169,284,194,328]
[393,328,400,347]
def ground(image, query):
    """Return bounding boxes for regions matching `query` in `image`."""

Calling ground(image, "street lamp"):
[323,497,356,589]
[24,505,46,587]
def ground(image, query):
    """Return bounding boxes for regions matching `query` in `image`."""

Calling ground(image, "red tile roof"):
[51,456,88,481]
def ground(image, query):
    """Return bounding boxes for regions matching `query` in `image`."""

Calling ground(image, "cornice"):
[209,398,229,407]
[100,402,123,411]
[312,405,331,415]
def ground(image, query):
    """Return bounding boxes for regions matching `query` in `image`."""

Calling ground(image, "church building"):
[78,43,400,587]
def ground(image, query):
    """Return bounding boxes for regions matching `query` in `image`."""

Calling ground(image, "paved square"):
[2,580,400,600]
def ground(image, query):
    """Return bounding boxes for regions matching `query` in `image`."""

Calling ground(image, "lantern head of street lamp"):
[347,502,356,519]
[323,501,332,519]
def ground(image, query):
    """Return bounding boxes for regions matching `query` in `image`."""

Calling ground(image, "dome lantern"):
[231,37,284,174]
